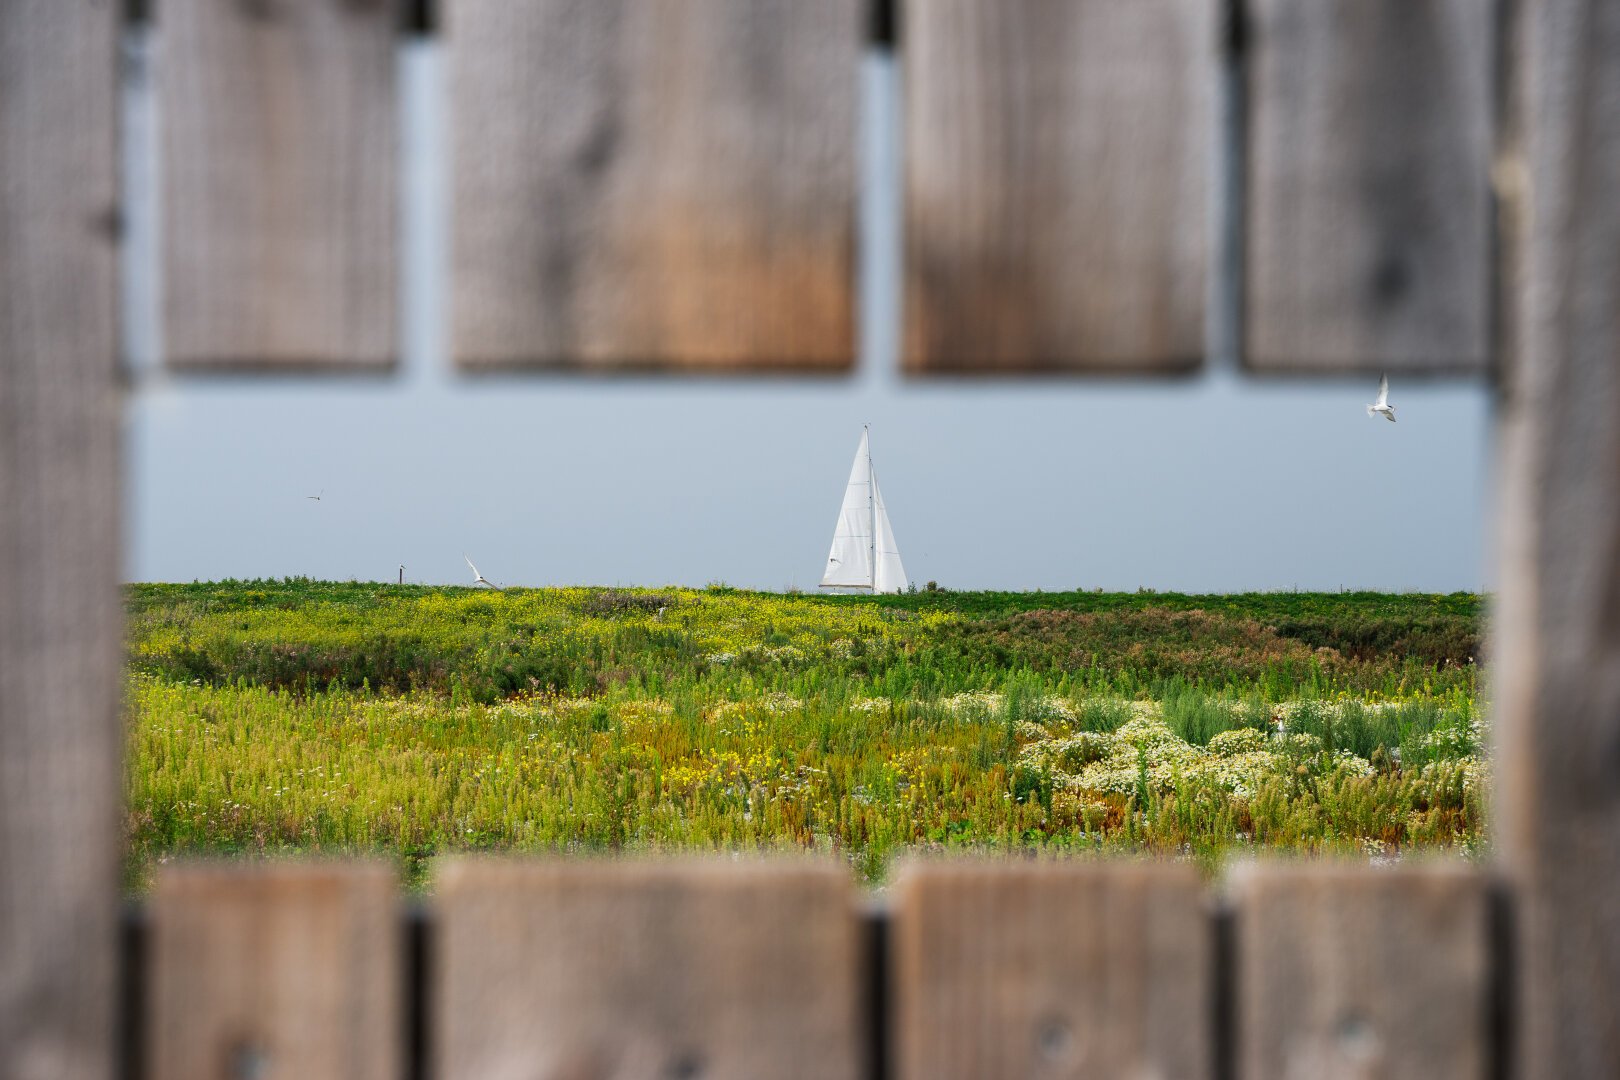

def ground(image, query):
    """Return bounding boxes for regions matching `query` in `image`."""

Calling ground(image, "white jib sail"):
[871,468,907,594]
[821,430,875,588]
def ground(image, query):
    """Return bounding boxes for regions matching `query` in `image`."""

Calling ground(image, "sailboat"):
[820,426,908,594]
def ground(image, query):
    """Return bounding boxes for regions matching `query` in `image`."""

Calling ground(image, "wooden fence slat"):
[147,863,401,1080]
[1244,0,1494,373]
[0,3,121,1077]
[448,0,859,372]
[1231,862,1491,1079]
[435,859,863,1080]
[1495,0,1620,1073]
[902,0,1213,374]
[161,0,397,370]
[892,862,1213,1080]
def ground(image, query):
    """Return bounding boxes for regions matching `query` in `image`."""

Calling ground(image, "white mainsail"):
[821,427,907,593]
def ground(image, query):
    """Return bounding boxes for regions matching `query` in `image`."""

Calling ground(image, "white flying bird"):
[1366,374,1396,422]
[463,554,501,590]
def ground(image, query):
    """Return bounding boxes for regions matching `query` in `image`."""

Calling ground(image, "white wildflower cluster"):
[941,691,1004,721]
[1048,731,1114,770]
[1015,695,1078,725]
[1127,700,1163,721]
[1273,732,1325,757]
[1332,748,1376,778]
[531,696,598,722]
[1420,724,1473,758]
[705,693,804,723]
[1250,699,1406,727]
[737,644,805,666]
[1228,700,1277,726]
[1013,712,1375,803]
[1208,727,1267,756]
[1196,746,1286,800]
[705,652,736,665]
[758,692,803,715]
[1419,755,1488,794]
[849,696,891,714]
[826,638,855,659]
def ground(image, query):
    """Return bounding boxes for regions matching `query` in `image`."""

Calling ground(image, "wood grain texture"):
[1231,862,1491,1080]
[903,0,1213,374]
[147,863,401,1080]
[435,859,863,1080]
[1494,0,1620,1073]
[161,0,397,369]
[448,0,860,372]
[1244,0,1494,373]
[0,4,121,1078]
[892,861,1213,1080]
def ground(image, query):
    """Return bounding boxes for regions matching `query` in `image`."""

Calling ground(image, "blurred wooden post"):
[1244,0,1494,373]
[1231,863,1491,1079]
[891,862,1214,1080]
[434,860,864,1080]
[1494,0,1620,1074]
[160,0,398,370]
[447,0,860,372]
[903,0,1214,374]
[0,4,122,1079]
[147,864,401,1080]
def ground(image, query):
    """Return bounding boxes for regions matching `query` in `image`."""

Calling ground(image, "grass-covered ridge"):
[125,582,1486,887]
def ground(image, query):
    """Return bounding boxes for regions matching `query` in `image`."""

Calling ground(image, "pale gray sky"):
[123,40,1493,592]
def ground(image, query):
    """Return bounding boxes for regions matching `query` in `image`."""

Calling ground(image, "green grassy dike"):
[125,582,1486,890]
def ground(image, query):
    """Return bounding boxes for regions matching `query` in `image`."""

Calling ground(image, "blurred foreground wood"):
[93,857,1509,1080]
[160,0,397,370]
[1231,862,1491,1080]
[892,862,1212,1079]
[903,0,1213,374]
[1494,0,1620,1075]
[447,0,860,372]
[435,860,863,1080]
[0,3,121,1078]
[1244,0,1495,374]
[147,864,400,1080]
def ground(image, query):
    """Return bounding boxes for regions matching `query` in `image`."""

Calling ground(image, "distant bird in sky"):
[306,489,323,501]
[1366,375,1396,423]
[464,554,501,590]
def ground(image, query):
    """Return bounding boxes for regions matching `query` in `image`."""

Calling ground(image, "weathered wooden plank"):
[892,861,1213,1080]
[147,863,401,1080]
[448,0,860,372]
[1494,0,1620,1073]
[0,4,122,1078]
[902,0,1213,374]
[1244,0,1494,373]
[1231,862,1491,1079]
[161,0,397,369]
[435,859,863,1079]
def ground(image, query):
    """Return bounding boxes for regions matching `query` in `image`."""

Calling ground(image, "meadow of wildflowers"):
[124,582,1485,887]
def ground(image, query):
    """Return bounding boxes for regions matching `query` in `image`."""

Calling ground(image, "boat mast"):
[866,424,876,591]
